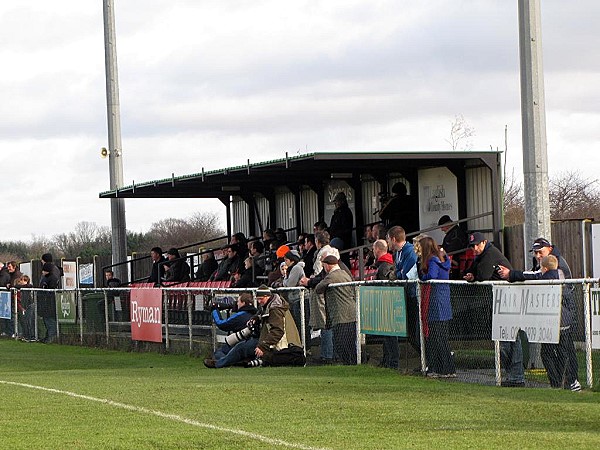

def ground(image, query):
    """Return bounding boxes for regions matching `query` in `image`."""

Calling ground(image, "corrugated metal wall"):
[254,194,270,233]
[231,196,250,237]
[362,177,380,225]
[275,187,297,241]
[300,187,318,233]
[465,166,493,238]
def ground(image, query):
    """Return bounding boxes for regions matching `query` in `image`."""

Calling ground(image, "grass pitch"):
[1,340,599,449]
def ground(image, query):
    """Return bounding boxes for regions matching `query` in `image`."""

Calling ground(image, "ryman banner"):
[492,284,562,344]
[359,286,407,337]
[130,289,163,343]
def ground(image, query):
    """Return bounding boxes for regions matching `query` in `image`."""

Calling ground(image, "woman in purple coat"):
[418,236,455,377]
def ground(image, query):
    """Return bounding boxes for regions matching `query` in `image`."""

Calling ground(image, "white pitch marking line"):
[0,380,329,450]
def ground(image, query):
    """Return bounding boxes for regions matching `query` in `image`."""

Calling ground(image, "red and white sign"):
[130,289,163,343]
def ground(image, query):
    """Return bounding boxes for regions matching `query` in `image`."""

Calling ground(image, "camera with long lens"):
[224,317,260,346]
[210,295,237,311]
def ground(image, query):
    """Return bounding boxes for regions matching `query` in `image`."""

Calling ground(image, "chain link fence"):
[1,280,599,390]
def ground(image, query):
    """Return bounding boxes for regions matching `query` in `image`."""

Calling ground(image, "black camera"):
[210,295,237,311]
[493,265,501,272]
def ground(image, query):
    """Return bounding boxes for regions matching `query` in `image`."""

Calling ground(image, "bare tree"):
[146,211,224,250]
[446,114,475,151]
[550,171,600,220]
[503,169,525,226]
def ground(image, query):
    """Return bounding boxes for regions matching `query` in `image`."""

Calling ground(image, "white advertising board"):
[592,289,600,349]
[62,261,77,290]
[418,167,458,245]
[492,284,561,344]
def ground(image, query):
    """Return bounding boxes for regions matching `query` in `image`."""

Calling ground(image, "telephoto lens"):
[224,326,252,347]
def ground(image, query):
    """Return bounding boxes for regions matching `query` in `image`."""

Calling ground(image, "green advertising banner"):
[56,291,77,324]
[359,286,407,337]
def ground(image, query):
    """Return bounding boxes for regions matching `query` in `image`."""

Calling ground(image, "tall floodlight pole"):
[518,0,550,369]
[518,0,551,246]
[103,0,128,282]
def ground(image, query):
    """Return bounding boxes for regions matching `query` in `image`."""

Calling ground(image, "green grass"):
[1,340,599,449]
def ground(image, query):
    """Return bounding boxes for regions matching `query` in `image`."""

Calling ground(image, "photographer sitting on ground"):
[209,293,258,361]
[204,285,305,368]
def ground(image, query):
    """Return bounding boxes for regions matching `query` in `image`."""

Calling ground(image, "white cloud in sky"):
[1,0,599,242]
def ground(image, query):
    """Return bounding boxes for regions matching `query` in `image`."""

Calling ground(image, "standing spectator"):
[438,215,469,279]
[15,275,35,342]
[498,239,581,391]
[281,250,308,343]
[386,226,420,356]
[39,262,59,343]
[301,234,317,277]
[315,255,357,365]
[378,182,418,233]
[195,251,219,282]
[6,261,23,288]
[463,232,522,387]
[147,247,167,285]
[0,263,10,287]
[329,192,354,250]
[417,236,455,378]
[371,239,398,369]
[162,248,191,283]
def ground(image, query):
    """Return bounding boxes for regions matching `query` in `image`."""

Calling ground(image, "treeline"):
[0,212,224,262]
[504,170,600,226]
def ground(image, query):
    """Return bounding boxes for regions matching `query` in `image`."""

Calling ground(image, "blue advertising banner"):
[0,291,11,319]
[359,286,406,336]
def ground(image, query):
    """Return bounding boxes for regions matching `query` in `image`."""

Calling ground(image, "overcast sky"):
[1,1,598,242]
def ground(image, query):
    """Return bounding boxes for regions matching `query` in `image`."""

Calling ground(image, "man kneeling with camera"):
[204,285,305,368]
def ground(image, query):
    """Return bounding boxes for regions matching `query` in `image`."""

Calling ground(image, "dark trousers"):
[382,336,399,369]
[426,321,455,375]
[405,293,421,354]
[541,330,578,388]
[333,322,357,365]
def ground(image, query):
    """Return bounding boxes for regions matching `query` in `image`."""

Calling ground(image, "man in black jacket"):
[463,232,523,387]
[438,215,469,279]
[147,247,167,285]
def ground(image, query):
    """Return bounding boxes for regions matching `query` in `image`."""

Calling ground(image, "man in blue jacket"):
[387,226,419,360]
[207,293,257,363]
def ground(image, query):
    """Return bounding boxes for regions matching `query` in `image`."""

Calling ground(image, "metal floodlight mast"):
[518,0,551,248]
[103,0,128,281]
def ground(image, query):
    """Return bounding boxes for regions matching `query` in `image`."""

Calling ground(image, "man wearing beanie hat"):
[437,216,469,279]
[205,284,303,368]
[315,253,357,365]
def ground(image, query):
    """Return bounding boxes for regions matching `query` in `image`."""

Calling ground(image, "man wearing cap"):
[315,254,357,364]
[497,238,580,391]
[463,233,524,387]
[438,215,469,279]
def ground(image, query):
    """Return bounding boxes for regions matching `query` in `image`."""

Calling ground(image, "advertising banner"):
[79,263,94,286]
[0,291,11,319]
[56,291,77,324]
[592,289,600,349]
[492,284,561,344]
[418,167,459,245]
[359,286,407,337]
[130,289,163,343]
[62,261,77,289]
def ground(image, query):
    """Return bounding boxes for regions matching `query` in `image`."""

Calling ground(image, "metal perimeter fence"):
[1,280,599,389]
